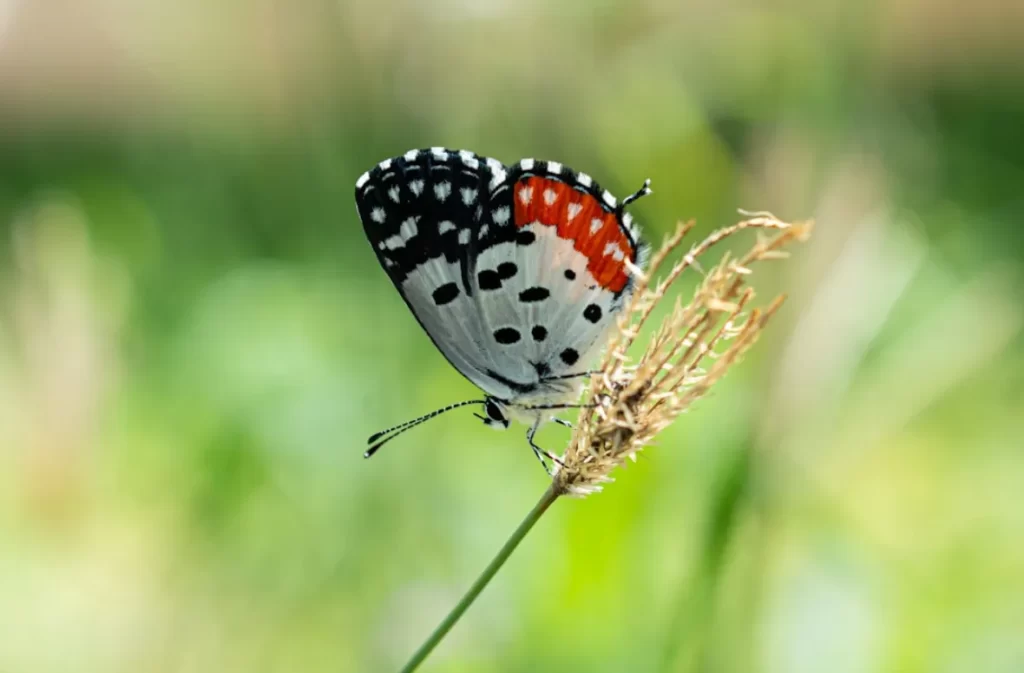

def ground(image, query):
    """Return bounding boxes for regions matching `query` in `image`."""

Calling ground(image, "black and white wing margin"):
[355,147,528,401]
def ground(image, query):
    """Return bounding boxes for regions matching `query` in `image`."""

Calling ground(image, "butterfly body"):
[355,148,650,467]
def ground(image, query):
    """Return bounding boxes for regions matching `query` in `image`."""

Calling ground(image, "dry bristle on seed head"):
[553,214,812,497]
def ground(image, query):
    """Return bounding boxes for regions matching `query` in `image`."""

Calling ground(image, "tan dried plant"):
[555,212,814,496]
[400,212,812,673]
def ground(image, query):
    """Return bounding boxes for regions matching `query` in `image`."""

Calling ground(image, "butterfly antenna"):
[620,178,652,208]
[365,399,486,459]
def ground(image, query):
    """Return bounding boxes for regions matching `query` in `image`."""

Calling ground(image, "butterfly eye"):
[485,399,506,423]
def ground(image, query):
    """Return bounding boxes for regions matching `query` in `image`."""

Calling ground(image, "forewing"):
[355,148,529,399]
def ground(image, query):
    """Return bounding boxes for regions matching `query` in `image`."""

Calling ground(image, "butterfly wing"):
[356,149,648,404]
[468,158,648,401]
[355,148,531,400]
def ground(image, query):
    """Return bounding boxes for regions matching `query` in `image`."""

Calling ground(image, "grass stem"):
[399,482,562,673]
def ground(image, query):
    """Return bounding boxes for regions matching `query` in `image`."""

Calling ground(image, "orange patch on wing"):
[512,176,633,292]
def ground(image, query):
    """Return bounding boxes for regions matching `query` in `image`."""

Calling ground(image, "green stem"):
[658,444,751,673]
[399,482,563,673]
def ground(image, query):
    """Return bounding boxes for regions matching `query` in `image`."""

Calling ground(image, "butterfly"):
[355,147,651,471]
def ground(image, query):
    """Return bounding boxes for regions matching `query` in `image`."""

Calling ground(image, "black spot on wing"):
[516,230,536,246]
[498,262,518,279]
[583,304,602,323]
[519,287,550,302]
[493,327,521,344]
[478,270,502,290]
[432,282,460,306]
[564,269,576,280]
[560,348,579,366]
[531,325,547,341]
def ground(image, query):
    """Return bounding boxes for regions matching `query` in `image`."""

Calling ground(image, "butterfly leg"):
[552,417,573,429]
[540,370,599,384]
[520,401,598,412]
[526,421,566,475]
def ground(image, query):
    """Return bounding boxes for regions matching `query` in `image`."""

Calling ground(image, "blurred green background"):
[1,1,1022,672]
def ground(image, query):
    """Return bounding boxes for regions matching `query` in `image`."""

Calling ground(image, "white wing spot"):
[489,168,507,190]
[544,188,557,205]
[492,206,510,225]
[400,216,419,240]
[567,202,582,220]
[434,181,452,202]
[479,224,489,238]
[438,220,456,234]
[602,190,616,208]
[356,172,370,189]
[383,257,397,268]
[577,172,593,188]
[388,186,400,203]
[459,150,479,169]
[378,159,392,171]
[603,242,625,260]
[547,161,563,175]
[430,147,448,160]
[409,179,424,197]
[461,187,477,205]
[486,158,507,190]
[403,149,419,161]
[384,235,404,250]
[520,158,535,171]
[370,207,386,224]
[458,229,471,245]
[591,217,604,234]
[518,185,533,205]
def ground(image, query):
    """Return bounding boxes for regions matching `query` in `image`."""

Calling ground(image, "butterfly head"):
[475,397,510,431]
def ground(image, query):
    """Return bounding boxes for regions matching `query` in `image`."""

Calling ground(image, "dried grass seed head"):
[554,213,813,496]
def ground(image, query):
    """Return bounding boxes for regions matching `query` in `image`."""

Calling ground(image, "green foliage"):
[0,2,1022,671]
